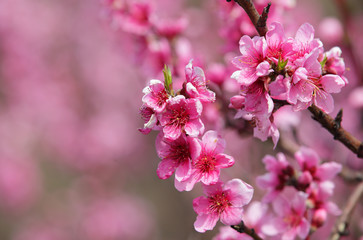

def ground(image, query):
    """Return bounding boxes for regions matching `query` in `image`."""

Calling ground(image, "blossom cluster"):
[214,147,342,240]
[102,0,191,77]
[140,61,253,232]
[230,22,347,146]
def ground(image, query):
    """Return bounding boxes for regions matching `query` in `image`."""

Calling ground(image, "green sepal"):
[320,55,328,69]
[277,57,288,73]
[163,65,174,95]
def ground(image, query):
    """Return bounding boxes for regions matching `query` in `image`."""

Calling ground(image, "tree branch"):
[232,0,270,36]
[330,182,363,240]
[308,105,363,159]
[231,221,264,240]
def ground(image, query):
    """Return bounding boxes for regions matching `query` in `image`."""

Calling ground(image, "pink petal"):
[189,137,202,160]
[163,124,182,140]
[203,181,224,196]
[297,218,310,239]
[200,169,219,185]
[316,162,342,181]
[256,173,277,189]
[174,176,196,192]
[194,213,219,233]
[266,22,285,48]
[272,196,290,217]
[155,132,168,159]
[185,118,204,137]
[187,98,203,118]
[193,196,210,214]
[295,23,315,45]
[156,158,178,179]
[224,179,254,207]
[256,61,272,77]
[175,158,192,181]
[215,154,234,168]
[314,90,334,113]
[220,207,243,225]
[295,147,320,169]
[283,228,298,240]
[292,192,308,214]
[320,74,345,93]
[186,82,199,98]
[202,131,226,154]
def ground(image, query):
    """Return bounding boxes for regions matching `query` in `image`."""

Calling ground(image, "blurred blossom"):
[0,156,41,214]
[318,18,344,45]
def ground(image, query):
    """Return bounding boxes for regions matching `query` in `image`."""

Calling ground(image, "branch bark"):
[231,221,264,240]
[233,0,270,36]
[308,105,363,159]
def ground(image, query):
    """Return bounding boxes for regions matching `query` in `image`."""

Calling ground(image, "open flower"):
[175,131,234,191]
[155,132,192,181]
[231,35,272,86]
[185,60,216,103]
[159,95,204,140]
[193,179,254,233]
[142,79,170,113]
[271,192,310,240]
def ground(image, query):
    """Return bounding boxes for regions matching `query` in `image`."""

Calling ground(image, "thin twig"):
[339,167,363,183]
[308,105,363,159]
[232,0,270,36]
[330,182,363,240]
[231,221,264,240]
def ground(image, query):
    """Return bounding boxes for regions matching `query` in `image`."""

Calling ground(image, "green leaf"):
[163,65,173,95]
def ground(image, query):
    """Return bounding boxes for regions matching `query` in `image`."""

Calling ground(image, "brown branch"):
[232,0,270,36]
[308,105,363,159]
[339,167,363,183]
[231,221,264,240]
[330,182,363,240]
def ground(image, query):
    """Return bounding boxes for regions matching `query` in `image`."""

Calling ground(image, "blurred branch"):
[339,167,363,183]
[330,181,363,240]
[231,221,263,240]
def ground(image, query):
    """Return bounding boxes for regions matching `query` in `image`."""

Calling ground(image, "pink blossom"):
[142,79,170,113]
[193,179,253,233]
[272,192,310,240]
[153,17,188,40]
[231,36,272,86]
[185,60,216,103]
[295,147,342,182]
[175,131,234,191]
[0,157,41,213]
[119,2,152,36]
[288,49,346,113]
[155,132,192,181]
[306,181,341,217]
[234,80,279,146]
[159,95,204,140]
[256,153,294,202]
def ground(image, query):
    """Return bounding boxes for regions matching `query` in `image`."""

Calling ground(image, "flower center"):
[167,141,190,164]
[170,108,189,127]
[155,89,169,107]
[194,154,216,173]
[208,191,231,215]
